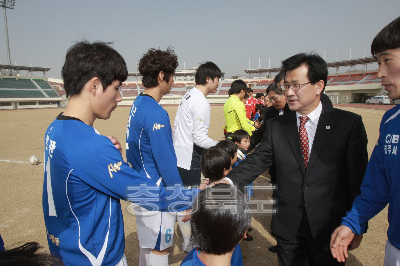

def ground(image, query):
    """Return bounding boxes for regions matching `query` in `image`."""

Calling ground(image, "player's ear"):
[158,71,165,84]
[88,77,100,96]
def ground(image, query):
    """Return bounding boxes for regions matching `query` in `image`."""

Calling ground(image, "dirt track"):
[0,104,391,265]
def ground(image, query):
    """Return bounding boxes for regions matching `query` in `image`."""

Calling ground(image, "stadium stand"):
[326,72,381,86]
[0,78,60,99]
[0,59,384,109]
[0,64,62,109]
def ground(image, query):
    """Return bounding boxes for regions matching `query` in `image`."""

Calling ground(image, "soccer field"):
[0,105,389,265]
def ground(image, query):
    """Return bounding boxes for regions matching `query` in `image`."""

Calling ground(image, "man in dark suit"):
[250,73,333,152]
[250,71,287,151]
[225,53,368,265]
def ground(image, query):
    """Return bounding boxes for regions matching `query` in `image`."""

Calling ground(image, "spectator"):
[223,80,255,137]
[181,184,250,266]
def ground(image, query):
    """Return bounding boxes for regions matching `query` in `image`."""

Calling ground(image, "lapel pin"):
[326,126,330,129]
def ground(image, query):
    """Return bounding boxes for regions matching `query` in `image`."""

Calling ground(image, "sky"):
[0,0,399,80]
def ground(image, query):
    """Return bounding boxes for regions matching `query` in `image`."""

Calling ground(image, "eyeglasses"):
[280,82,312,92]
[268,95,281,103]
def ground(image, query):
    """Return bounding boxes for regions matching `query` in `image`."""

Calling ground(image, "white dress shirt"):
[296,101,323,156]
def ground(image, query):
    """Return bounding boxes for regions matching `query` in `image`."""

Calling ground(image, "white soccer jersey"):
[173,87,218,170]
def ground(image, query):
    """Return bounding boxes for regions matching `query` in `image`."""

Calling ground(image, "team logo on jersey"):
[196,117,204,122]
[45,135,57,158]
[384,134,399,155]
[47,230,60,246]
[153,123,165,131]
[108,161,123,178]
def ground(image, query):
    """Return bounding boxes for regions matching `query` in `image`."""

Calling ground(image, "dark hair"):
[371,16,400,58]
[274,70,285,83]
[0,242,64,266]
[139,48,178,88]
[243,93,249,100]
[246,87,253,93]
[61,41,128,98]
[255,93,264,99]
[281,53,328,92]
[266,82,282,95]
[200,147,231,182]
[229,129,250,143]
[215,140,237,160]
[230,80,247,95]
[195,62,221,85]
[191,184,251,255]
[255,104,266,113]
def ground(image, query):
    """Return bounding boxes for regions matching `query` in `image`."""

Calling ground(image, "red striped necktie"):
[299,116,310,168]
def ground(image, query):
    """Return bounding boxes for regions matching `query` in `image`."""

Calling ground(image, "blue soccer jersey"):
[126,93,185,188]
[42,114,195,266]
[341,105,400,250]
[181,245,244,266]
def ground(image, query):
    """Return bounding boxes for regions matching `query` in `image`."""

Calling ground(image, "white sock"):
[148,252,169,266]
[139,247,151,266]
[178,214,191,249]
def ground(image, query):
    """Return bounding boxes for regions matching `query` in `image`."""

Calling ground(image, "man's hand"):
[199,179,211,190]
[107,135,122,154]
[330,225,355,262]
[182,209,191,223]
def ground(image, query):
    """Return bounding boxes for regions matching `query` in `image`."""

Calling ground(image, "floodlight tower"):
[1,0,15,76]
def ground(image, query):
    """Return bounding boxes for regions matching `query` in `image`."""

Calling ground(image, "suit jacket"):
[249,104,291,151]
[249,103,291,183]
[227,103,368,249]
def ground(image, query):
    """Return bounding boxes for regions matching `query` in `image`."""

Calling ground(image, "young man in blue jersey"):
[43,42,197,266]
[126,48,203,266]
[330,16,400,264]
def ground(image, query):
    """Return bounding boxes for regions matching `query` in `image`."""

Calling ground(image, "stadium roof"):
[128,72,196,77]
[129,70,225,77]
[244,57,377,75]
[326,57,376,68]
[244,67,282,75]
[0,64,51,72]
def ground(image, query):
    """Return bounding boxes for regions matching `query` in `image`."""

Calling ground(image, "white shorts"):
[131,203,183,251]
[384,240,400,266]
[115,253,127,266]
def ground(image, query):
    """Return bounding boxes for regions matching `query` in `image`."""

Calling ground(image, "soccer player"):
[173,62,221,187]
[126,48,201,266]
[42,41,195,266]
[330,16,400,264]
[244,88,256,119]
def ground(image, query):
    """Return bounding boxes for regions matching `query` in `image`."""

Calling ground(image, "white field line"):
[0,159,43,165]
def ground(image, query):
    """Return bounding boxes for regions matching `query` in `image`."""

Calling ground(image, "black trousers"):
[178,167,201,187]
[277,210,345,266]
[177,144,204,187]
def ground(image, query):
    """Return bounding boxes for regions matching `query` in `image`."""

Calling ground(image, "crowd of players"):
[1,15,400,266]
